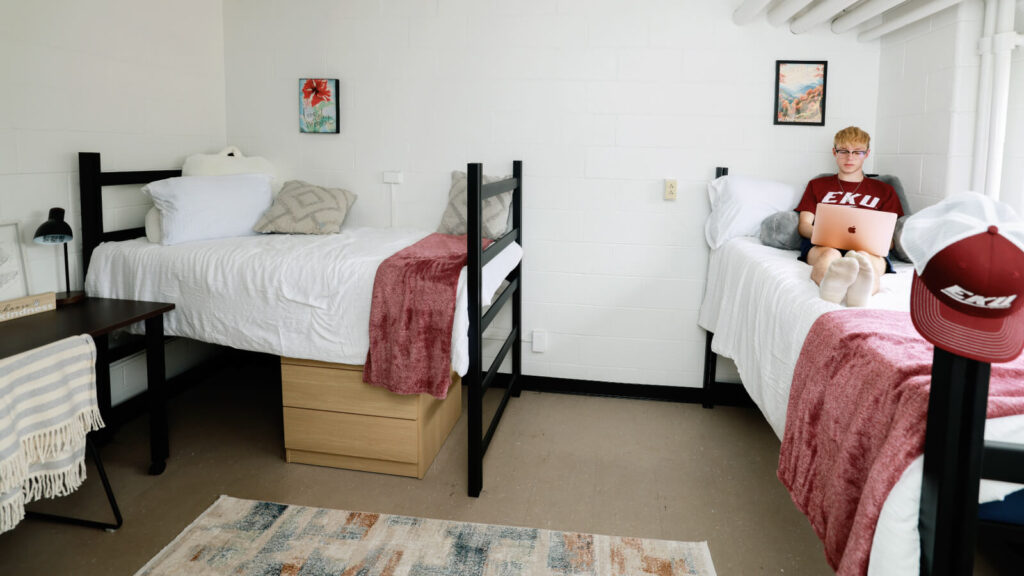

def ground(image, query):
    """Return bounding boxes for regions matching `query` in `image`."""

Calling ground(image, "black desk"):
[0,297,175,475]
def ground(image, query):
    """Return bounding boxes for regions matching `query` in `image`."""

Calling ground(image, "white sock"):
[846,252,875,307]
[820,257,858,303]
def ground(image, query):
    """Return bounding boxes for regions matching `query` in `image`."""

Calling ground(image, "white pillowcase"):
[705,175,801,249]
[143,174,272,246]
[145,206,162,243]
[182,146,281,194]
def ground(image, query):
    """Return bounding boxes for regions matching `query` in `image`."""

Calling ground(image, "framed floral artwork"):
[0,222,28,302]
[774,61,827,126]
[299,78,339,133]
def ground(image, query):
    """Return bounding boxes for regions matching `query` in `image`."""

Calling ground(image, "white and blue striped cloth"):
[0,334,103,533]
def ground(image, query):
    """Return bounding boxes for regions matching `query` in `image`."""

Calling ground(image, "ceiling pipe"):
[766,0,816,27]
[733,0,775,25]
[984,0,1020,200]
[971,0,998,194]
[857,0,965,42]
[790,0,861,34]
[831,0,911,34]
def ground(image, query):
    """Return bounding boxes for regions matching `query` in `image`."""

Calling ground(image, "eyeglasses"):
[834,148,868,157]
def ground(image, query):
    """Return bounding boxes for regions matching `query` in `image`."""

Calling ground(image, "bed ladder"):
[466,161,523,498]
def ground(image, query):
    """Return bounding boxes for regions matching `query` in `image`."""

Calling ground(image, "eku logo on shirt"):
[821,191,881,208]
[941,284,1017,309]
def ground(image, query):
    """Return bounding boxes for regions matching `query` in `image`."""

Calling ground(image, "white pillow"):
[142,174,272,245]
[705,175,801,249]
[144,207,162,243]
[182,146,281,194]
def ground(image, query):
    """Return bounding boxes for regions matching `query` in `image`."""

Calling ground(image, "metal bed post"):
[511,160,523,397]
[701,167,730,409]
[918,348,990,576]
[467,163,484,498]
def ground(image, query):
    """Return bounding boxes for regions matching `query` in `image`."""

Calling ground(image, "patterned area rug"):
[136,495,717,575]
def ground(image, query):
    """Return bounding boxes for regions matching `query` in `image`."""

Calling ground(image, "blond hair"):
[834,126,871,150]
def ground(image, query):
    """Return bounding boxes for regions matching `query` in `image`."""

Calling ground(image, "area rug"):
[135,495,716,576]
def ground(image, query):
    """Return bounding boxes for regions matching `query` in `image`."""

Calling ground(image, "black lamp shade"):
[33,207,73,244]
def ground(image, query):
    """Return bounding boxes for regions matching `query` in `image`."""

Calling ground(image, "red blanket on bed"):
[778,309,1024,576]
[363,233,487,399]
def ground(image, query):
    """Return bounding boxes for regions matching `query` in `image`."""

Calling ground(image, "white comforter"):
[85,227,522,374]
[697,236,1024,576]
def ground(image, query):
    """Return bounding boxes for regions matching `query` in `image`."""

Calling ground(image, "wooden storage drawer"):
[282,406,417,463]
[279,356,462,479]
[281,362,417,419]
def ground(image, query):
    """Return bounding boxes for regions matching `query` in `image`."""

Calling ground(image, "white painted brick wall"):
[875,2,982,209]
[0,1,227,404]
[0,0,226,297]
[224,0,882,388]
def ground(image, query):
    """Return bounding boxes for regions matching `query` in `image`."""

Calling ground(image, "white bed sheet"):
[85,227,522,374]
[697,236,1024,576]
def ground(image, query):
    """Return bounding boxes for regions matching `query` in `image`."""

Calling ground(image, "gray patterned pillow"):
[437,171,512,239]
[254,180,357,234]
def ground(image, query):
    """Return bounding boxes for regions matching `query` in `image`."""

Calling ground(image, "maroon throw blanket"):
[778,309,1024,576]
[364,233,487,399]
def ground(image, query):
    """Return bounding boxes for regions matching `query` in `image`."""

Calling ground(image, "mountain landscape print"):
[774,61,827,126]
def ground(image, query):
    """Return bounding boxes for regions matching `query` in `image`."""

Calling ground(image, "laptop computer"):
[810,203,898,256]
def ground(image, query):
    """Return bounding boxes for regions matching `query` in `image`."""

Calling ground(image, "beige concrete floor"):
[0,352,1017,575]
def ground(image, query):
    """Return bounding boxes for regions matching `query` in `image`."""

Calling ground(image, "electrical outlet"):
[664,179,678,201]
[383,171,404,184]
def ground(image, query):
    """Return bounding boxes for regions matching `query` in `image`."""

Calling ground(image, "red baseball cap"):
[901,192,1024,363]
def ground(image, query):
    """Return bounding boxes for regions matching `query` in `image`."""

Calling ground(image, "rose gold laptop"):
[810,203,898,256]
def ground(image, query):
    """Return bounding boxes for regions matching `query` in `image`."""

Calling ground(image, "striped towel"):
[0,334,103,534]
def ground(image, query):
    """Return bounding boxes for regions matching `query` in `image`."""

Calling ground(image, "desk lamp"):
[33,207,84,306]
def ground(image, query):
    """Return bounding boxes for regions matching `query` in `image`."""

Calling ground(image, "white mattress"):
[85,227,523,375]
[697,236,1024,576]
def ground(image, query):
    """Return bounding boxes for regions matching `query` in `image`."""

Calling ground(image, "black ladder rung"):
[481,278,518,332]
[481,177,518,199]
[482,230,518,266]
[481,327,519,392]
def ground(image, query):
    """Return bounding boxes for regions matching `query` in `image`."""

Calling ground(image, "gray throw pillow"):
[760,211,802,250]
[892,215,912,262]
[437,171,512,239]
[254,180,357,234]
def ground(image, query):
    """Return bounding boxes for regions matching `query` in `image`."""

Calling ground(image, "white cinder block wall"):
[0,0,227,295]
[1002,4,1024,210]
[0,1,228,404]
[875,1,1024,214]
[874,3,979,212]
[223,0,883,388]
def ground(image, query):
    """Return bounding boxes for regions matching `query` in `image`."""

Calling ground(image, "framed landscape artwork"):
[299,78,339,133]
[774,61,827,126]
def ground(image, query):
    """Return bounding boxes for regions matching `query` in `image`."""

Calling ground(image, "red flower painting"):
[299,78,339,133]
[302,78,332,107]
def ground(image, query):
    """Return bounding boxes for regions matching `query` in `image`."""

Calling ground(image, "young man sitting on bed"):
[795,126,904,306]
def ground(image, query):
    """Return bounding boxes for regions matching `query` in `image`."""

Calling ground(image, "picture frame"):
[299,78,340,133]
[0,222,29,302]
[774,60,827,126]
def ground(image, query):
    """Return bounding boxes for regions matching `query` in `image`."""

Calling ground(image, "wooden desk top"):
[0,297,174,359]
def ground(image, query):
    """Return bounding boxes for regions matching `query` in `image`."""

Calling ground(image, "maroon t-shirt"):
[795,175,904,217]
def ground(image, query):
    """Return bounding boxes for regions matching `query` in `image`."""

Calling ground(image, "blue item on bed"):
[978,488,1024,525]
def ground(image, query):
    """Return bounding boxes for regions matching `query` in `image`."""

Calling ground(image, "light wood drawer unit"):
[281,357,462,479]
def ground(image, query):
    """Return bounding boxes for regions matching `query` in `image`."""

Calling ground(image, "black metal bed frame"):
[77,152,523,498]
[466,162,523,498]
[701,165,1024,575]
